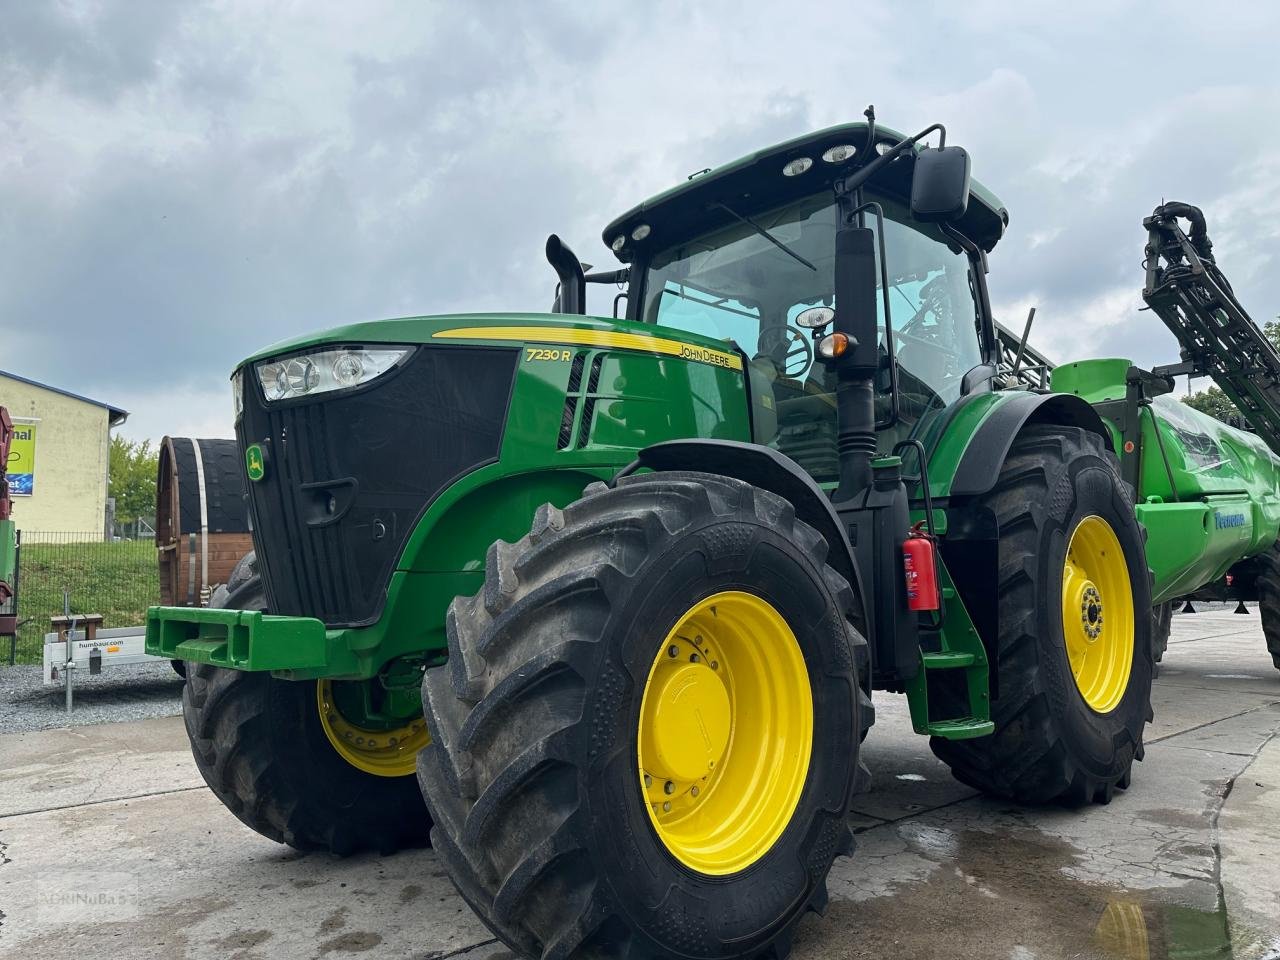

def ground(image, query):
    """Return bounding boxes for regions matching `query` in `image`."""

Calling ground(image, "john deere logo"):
[245,444,266,482]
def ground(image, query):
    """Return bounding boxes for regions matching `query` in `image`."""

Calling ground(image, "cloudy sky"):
[3,1,1280,442]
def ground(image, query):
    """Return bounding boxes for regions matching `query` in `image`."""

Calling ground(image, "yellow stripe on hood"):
[432,326,743,371]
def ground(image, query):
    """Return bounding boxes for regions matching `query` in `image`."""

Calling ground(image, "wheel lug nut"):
[667,645,679,658]
[694,635,703,646]
[662,802,671,813]
[664,781,674,795]
[691,786,699,797]
[644,774,652,787]
[690,654,700,664]
[710,661,718,669]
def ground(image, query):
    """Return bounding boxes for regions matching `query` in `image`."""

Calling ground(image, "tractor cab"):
[586,118,1010,483]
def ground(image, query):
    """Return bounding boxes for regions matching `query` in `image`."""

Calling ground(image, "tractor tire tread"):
[930,425,1153,805]
[182,576,430,856]
[418,471,870,960]
[1255,542,1280,671]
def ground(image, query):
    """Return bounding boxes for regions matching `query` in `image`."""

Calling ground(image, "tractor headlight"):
[255,347,411,402]
[232,368,245,421]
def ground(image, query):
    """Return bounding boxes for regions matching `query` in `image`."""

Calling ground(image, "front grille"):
[237,345,519,627]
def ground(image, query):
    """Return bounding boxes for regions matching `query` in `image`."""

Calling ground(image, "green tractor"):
[148,111,1280,959]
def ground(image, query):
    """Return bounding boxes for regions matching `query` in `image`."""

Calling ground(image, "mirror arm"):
[584,268,629,285]
[941,223,998,364]
[840,122,947,200]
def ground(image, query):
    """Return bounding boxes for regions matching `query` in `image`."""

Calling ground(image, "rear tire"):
[930,426,1154,805]
[1152,603,1171,662]
[1151,602,1172,676]
[1255,543,1280,671]
[418,473,870,960]
[182,570,431,854]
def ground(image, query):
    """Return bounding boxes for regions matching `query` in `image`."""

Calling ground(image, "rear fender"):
[946,392,1113,498]
[928,391,1113,700]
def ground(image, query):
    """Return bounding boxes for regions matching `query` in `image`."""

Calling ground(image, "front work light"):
[255,347,411,402]
[795,306,835,329]
[781,157,813,177]
[821,144,857,164]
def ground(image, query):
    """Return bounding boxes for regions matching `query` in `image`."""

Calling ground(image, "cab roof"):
[602,122,1009,261]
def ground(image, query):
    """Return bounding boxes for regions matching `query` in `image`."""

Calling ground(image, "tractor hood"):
[239,312,744,371]
[231,310,748,630]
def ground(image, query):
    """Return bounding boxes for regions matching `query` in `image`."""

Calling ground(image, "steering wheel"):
[756,324,814,378]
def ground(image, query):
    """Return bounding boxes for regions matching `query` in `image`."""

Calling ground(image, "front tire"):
[418,473,870,960]
[931,425,1154,805]
[182,567,431,854]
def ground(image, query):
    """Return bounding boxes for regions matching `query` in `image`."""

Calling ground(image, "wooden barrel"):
[157,437,253,606]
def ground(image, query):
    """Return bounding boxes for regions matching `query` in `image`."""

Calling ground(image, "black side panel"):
[238,346,518,627]
[631,439,863,604]
[950,393,1110,497]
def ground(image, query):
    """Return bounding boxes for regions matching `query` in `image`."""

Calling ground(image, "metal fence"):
[4,531,157,665]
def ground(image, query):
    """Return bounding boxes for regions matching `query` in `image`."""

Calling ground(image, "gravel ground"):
[0,659,184,734]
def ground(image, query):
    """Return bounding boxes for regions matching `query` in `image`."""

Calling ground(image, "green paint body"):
[143,318,1280,741]
[1053,358,1280,603]
[141,135,1280,743]
[147,313,751,681]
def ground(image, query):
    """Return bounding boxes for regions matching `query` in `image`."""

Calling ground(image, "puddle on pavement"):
[795,827,1268,960]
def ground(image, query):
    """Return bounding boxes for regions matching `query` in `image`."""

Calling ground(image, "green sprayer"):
[147,110,1280,960]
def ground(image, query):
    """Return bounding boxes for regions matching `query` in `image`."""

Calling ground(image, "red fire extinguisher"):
[903,523,941,612]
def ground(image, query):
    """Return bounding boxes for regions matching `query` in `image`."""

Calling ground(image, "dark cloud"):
[0,1,183,101]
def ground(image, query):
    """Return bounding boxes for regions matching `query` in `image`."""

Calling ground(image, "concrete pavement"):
[1,606,1278,960]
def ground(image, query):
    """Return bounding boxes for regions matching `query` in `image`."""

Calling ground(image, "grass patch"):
[7,538,158,665]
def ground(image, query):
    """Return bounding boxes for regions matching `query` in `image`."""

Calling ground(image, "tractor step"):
[920,650,975,669]
[926,717,995,739]
[905,553,993,740]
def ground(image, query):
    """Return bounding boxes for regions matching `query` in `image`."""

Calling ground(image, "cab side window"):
[647,281,761,354]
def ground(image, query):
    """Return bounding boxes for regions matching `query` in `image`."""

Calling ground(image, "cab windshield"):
[639,190,984,479]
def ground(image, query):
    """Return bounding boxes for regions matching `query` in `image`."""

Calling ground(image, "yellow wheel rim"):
[637,591,813,875]
[316,679,430,778]
[1060,516,1135,713]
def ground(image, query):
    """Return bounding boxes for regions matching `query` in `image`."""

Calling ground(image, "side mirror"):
[910,145,971,223]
